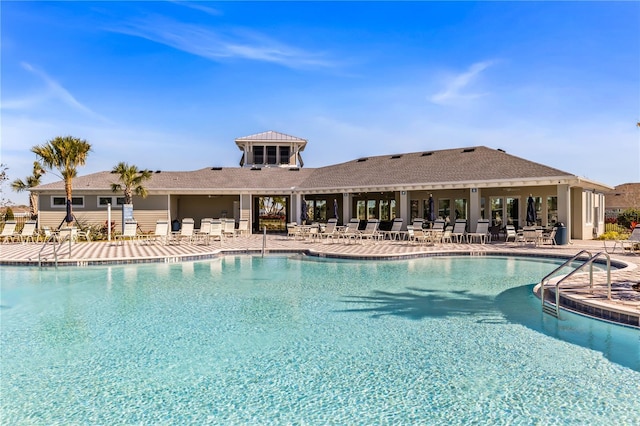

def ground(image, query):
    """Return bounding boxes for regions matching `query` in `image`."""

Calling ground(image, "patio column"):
[557,184,571,241]
[469,188,480,228]
[399,190,409,230]
[343,193,351,222]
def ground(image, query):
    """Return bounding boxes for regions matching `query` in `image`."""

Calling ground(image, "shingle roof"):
[605,183,640,210]
[235,130,307,143]
[34,145,600,194]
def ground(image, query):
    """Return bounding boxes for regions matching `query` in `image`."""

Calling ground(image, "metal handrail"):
[539,250,592,305]
[540,250,612,319]
[38,234,60,267]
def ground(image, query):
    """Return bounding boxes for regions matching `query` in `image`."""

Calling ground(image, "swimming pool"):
[1,256,638,424]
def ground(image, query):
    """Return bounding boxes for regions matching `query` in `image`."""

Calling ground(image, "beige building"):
[33,131,612,241]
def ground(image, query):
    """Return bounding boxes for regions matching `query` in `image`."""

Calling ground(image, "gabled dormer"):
[235,130,307,168]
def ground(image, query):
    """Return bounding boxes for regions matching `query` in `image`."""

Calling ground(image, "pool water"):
[1,256,639,424]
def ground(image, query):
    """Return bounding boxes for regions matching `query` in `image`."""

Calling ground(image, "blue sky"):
[2,1,639,205]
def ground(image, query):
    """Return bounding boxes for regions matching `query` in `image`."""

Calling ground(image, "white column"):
[399,191,409,229]
[469,188,480,228]
[343,193,351,222]
[557,184,571,240]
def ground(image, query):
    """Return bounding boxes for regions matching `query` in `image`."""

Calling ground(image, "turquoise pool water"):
[1,256,638,424]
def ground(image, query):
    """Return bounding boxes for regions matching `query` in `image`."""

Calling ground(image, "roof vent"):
[155,170,161,173]
[211,167,222,171]
[390,155,402,159]
[462,148,475,153]
[356,158,368,162]
[497,148,506,153]
[251,167,261,171]
[421,152,433,157]
[288,167,300,171]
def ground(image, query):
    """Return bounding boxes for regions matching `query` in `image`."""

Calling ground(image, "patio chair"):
[538,228,557,246]
[504,225,518,243]
[606,225,640,254]
[320,218,339,242]
[16,220,38,243]
[235,219,250,237]
[339,219,361,243]
[441,226,453,244]
[141,220,169,245]
[0,220,18,244]
[170,218,195,244]
[519,226,541,246]
[206,220,224,244]
[194,218,213,243]
[467,219,491,244]
[431,219,446,231]
[222,219,236,239]
[115,220,140,245]
[287,222,301,239]
[357,219,381,243]
[382,218,404,240]
[451,219,467,243]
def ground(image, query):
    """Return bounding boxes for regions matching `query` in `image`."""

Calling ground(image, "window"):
[410,200,419,221]
[98,196,125,207]
[357,200,366,220]
[51,196,84,208]
[379,199,396,220]
[266,146,277,165]
[279,146,290,165]
[585,191,593,224]
[490,197,503,227]
[367,200,377,219]
[506,197,519,228]
[454,198,467,220]
[254,146,264,164]
[438,199,450,222]
[547,196,558,226]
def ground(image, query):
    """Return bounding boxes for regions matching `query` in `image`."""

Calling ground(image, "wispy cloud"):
[169,1,223,17]
[110,16,335,69]
[2,62,110,123]
[430,61,494,105]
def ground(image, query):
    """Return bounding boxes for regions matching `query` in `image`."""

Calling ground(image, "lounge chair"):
[115,220,139,245]
[235,219,250,237]
[194,218,213,243]
[606,225,640,254]
[0,220,18,244]
[357,219,380,243]
[287,222,301,239]
[407,226,432,245]
[411,218,424,230]
[451,219,467,243]
[441,226,453,243]
[320,218,339,242]
[382,218,404,240]
[431,219,446,231]
[518,226,541,246]
[222,219,236,239]
[467,219,491,244]
[170,218,195,244]
[206,220,224,244]
[16,220,38,243]
[142,220,169,245]
[339,219,361,243]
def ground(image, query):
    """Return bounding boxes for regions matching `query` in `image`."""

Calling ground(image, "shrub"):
[4,207,14,221]
[617,208,640,229]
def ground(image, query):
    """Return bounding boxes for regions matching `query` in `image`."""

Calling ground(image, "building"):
[33,131,612,241]
[604,183,640,219]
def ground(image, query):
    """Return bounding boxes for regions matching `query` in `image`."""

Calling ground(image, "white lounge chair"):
[451,219,467,243]
[194,218,213,243]
[206,220,224,244]
[222,219,236,239]
[0,220,18,244]
[467,219,491,244]
[382,218,405,240]
[115,221,139,245]
[339,219,361,243]
[606,225,640,254]
[320,218,339,242]
[505,225,518,243]
[357,219,380,243]
[16,220,38,243]
[538,228,557,246]
[235,219,250,237]
[142,220,169,245]
[170,218,195,244]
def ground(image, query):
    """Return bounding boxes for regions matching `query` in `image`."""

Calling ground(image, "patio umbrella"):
[65,199,74,223]
[333,199,339,221]
[428,195,435,222]
[526,195,536,226]
[301,199,308,223]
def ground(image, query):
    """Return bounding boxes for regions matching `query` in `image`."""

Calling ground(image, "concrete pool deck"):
[1,236,638,328]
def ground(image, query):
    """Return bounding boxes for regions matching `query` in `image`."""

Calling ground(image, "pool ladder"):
[539,250,611,319]
[37,233,73,267]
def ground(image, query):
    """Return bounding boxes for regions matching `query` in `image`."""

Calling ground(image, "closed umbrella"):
[65,199,74,223]
[333,199,339,221]
[526,195,536,226]
[428,195,435,222]
[301,199,308,223]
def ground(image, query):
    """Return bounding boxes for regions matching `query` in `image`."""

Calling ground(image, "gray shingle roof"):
[34,145,594,194]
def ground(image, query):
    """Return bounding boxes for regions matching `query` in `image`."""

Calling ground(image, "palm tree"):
[11,161,46,219]
[31,136,92,225]
[110,162,152,204]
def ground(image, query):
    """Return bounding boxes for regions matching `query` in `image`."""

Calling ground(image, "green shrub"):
[4,207,14,221]
[596,231,628,241]
[617,208,640,229]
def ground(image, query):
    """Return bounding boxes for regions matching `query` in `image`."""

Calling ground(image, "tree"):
[0,163,9,206]
[110,162,152,204]
[11,161,46,219]
[31,136,92,225]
